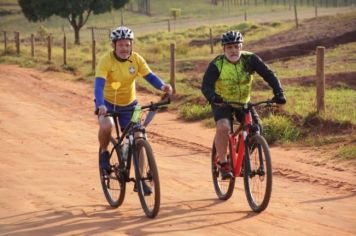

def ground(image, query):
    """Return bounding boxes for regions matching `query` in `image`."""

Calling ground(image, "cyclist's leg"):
[98,115,114,151]
[212,105,232,163]
[251,107,262,133]
[215,119,230,163]
[212,105,233,179]
[98,101,115,172]
[98,100,116,151]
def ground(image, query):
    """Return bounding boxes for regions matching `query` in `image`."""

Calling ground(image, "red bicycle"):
[212,99,275,212]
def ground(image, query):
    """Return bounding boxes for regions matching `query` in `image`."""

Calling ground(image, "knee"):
[99,117,113,133]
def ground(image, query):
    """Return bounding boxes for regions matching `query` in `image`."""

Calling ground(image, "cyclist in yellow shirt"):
[95,26,172,173]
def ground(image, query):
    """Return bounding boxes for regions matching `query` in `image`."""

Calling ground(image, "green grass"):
[179,103,211,121]
[335,145,356,161]
[262,115,302,144]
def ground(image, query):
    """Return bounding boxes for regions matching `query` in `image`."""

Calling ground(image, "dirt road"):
[0,65,355,235]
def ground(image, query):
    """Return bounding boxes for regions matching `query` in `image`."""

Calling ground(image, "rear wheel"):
[211,141,235,200]
[99,137,126,208]
[133,138,160,218]
[243,134,272,212]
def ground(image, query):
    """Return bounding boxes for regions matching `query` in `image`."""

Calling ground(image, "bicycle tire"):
[133,138,160,218]
[211,141,235,200]
[243,134,272,212]
[99,137,126,208]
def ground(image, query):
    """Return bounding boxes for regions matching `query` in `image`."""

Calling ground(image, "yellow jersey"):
[95,51,151,106]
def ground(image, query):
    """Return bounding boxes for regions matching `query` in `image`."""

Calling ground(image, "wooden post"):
[63,35,67,65]
[15,31,20,55]
[121,8,124,25]
[91,27,94,42]
[168,19,171,32]
[315,0,318,17]
[244,9,247,21]
[294,0,299,28]
[316,46,325,113]
[3,31,7,54]
[31,34,34,57]
[209,28,214,54]
[92,40,96,71]
[47,35,52,62]
[170,43,176,94]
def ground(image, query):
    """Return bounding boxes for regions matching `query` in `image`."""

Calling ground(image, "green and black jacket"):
[201,51,283,103]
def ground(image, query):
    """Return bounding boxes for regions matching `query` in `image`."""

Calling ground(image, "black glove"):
[210,95,224,104]
[272,92,286,104]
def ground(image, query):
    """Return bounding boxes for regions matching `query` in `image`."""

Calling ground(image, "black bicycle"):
[98,98,170,218]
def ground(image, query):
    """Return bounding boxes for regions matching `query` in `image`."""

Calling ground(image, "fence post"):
[91,27,94,42]
[316,46,325,113]
[63,35,67,65]
[209,28,214,54]
[294,0,299,28]
[92,40,96,71]
[31,34,34,57]
[168,19,171,32]
[47,35,52,62]
[170,43,176,94]
[15,31,20,55]
[3,31,7,54]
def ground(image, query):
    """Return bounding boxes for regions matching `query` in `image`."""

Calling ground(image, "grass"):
[262,115,302,144]
[335,145,356,161]
[271,42,356,78]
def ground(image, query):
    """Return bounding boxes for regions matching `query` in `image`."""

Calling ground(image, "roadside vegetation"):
[0,1,355,161]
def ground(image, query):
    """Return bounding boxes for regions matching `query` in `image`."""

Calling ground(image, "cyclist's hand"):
[161,84,173,95]
[98,105,108,116]
[272,92,286,105]
[211,95,224,105]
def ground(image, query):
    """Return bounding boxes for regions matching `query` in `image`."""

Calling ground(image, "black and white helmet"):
[221,31,243,45]
[111,26,134,42]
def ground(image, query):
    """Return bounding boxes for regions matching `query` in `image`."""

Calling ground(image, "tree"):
[18,0,130,44]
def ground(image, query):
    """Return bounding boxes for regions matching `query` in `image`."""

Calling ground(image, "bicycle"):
[98,97,170,218]
[211,99,275,212]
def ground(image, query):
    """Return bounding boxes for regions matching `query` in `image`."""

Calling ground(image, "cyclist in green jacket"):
[201,30,286,179]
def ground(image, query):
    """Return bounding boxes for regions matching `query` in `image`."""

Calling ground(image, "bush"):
[263,115,301,144]
[179,103,211,121]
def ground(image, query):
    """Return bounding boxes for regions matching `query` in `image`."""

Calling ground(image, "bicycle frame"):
[229,109,253,177]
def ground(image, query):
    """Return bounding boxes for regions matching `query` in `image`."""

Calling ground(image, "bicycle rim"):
[134,139,160,218]
[211,142,235,200]
[243,134,272,212]
[99,137,126,208]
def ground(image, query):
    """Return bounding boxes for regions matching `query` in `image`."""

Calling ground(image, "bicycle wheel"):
[99,137,126,208]
[243,134,272,212]
[133,138,160,218]
[211,141,235,200]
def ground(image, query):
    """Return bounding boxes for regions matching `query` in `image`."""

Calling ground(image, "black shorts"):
[211,105,243,123]
[211,104,259,124]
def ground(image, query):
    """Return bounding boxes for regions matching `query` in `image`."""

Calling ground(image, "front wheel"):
[243,134,272,212]
[99,137,126,208]
[133,138,160,218]
[211,141,235,200]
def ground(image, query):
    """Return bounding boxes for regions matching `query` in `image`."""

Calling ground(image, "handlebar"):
[95,96,171,116]
[215,99,275,109]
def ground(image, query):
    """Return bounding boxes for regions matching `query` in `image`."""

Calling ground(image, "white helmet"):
[111,26,134,42]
